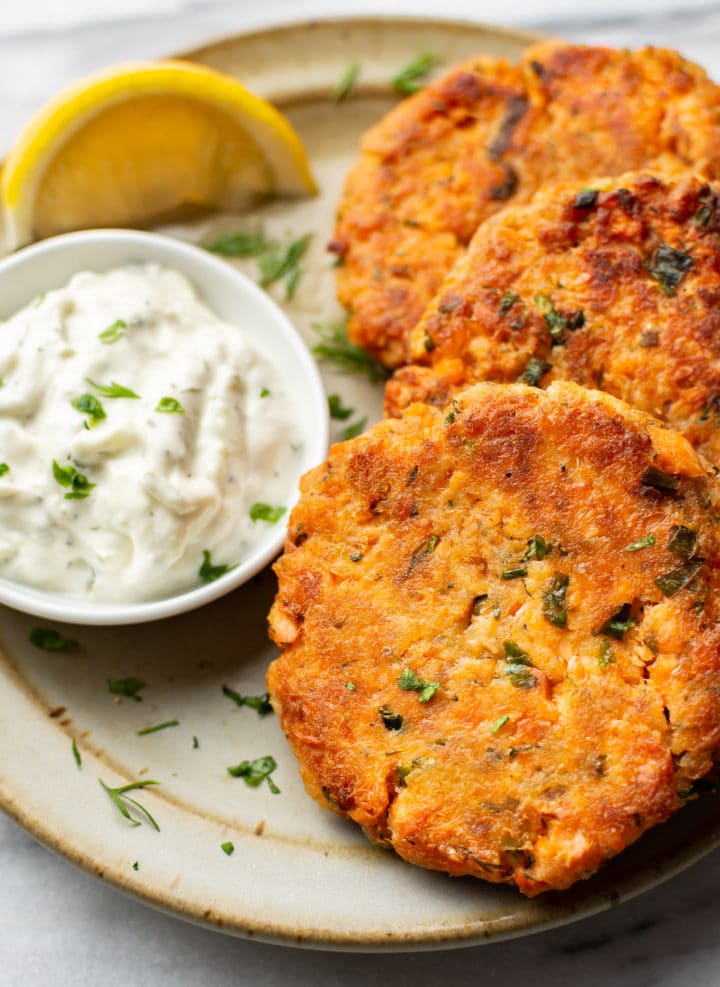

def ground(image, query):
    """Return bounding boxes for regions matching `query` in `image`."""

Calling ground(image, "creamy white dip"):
[0,263,302,602]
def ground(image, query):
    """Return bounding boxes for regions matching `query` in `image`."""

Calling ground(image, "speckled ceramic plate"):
[1,16,719,952]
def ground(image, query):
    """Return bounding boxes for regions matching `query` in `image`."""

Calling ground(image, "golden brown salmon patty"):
[385,172,720,464]
[268,381,720,895]
[333,44,720,367]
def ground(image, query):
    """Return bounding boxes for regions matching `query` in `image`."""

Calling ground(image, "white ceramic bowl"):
[0,229,328,625]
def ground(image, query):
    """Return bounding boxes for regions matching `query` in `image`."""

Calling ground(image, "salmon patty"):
[333,44,720,367]
[268,381,720,895]
[385,172,720,464]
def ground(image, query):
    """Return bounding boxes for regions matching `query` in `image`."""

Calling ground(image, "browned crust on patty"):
[334,43,720,366]
[268,382,720,895]
[385,172,720,464]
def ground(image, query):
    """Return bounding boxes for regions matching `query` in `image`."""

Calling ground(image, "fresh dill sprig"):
[99,779,161,830]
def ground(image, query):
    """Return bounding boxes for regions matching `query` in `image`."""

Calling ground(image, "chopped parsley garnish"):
[328,393,354,420]
[345,681,357,691]
[72,738,81,767]
[192,736,199,749]
[99,778,160,830]
[52,459,95,499]
[598,603,636,640]
[655,560,702,598]
[574,188,599,211]
[380,706,404,730]
[249,502,286,524]
[0,463,8,476]
[398,667,440,703]
[426,534,439,554]
[221,841,235,856]
[525,534,553,560]
[222,684,273,716]
[258,233,313,300]
[132,861,139,871]
[312,318,390,382]
[542,572,569,627]
[598,640,615,668]
[626,534,656,552]
[333,60,361,101]
[206,230,268,257]
[338,417,367,441]
[198,549,237,583]
[667,525,697,560]
[86,379,140,399]
[423,331,436,352]
[108,677,145,701]
[491,714,510,735]
[519,357,552,387]
[391,52,440,95]
[646,243,694,296]
[98,318,127,344]
[501,564,527,580]
[349,552,363,562]
[499,290,519,316]
[694,195,717,229]
[227,755,280,793]
[29,627,79,652]
[534,294,584,345]
[155,396,184,414]
[640,465,680,493]
[503,641,535,688]
[136,719,179,736]
[71,392,106,427]
[260,387,270,398]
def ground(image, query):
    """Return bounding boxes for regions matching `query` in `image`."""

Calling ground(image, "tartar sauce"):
[0,263,302,602]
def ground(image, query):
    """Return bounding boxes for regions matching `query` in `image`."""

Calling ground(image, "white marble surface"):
[3,1,720,984]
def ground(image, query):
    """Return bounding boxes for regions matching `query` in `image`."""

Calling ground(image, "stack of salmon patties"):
[268,42,720,895]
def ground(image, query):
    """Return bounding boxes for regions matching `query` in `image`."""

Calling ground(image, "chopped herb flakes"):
[647,243,693,296]
[667,525,697,559]
[574,188,598,210]
[380,706,404,730]
[349,552,363,562]
[108,677,145,701]
[491,715,510,735]
[98,318,127,344]
[398,667,440,703]
[206,230,268,257]
[520,357,552,387]
[227,755,280,794]
[503,641,535,688]
[333,60,360,101]
[29,627,79,652]
[501,564,527,580]
[86,379,140,399]
[598,603,636,640]
[249,502,286,524]
[100,778,160,830]
[198,550,236,583]
[260,387,270,398]
[222,684,273,716]
[72,738,81,767]
[312,319,390,382]
[499,290,519,316]
[655,560,702,598]
[136,720,179,736]
[328,394,354,420]
[221,841,235,856]
[338,417,367,441]
[0,464,8,476]
[640,465,680,493]
[52,459,95,499]
[155,396,184,414]
[598,640,615,668]
[625,534,656,552]
[423,331,435,352]
[542,572,569,627]
[391,52,440,95]
[525,534,553,560]
[72,393,106,426]
[345,681,357,691]
[534,294,584,345]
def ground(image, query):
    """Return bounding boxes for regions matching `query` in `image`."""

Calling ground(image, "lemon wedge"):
[2,60,317,250]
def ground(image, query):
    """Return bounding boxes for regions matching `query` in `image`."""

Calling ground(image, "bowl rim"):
[0,228,329,625]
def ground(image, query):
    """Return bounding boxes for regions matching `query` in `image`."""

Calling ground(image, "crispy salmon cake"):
[268,381,720,895]
[333,44,720,367]
[385,172,720,464]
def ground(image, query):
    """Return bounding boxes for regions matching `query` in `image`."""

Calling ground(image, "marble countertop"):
[3,1,720,984]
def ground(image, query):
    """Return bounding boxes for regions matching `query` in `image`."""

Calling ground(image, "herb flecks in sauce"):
[249,502,286,524]
[155,396,184,414]
[52,459,95,499]
[198,550,237,584]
